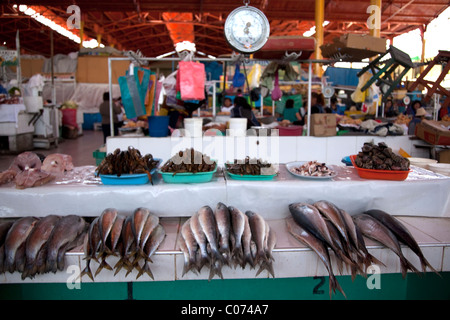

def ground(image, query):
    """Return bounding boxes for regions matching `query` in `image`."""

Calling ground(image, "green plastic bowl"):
[226,171,277,181]
[159,164,218,184]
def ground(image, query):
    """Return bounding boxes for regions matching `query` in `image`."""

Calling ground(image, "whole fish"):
[22,215,61,279]
[4,217,38,273]
[338,208,359,251]
[256,222,276,278]
[180,218,198,276]
[56,229,86,272]
[289,203,335,250]
[138,214,160,256]
[0,221,14,273]
[98,208,118,256]
[245,210,267,266]
[229,206,245,264]
[131,207,151,250]
[0,221,13,246]
[138,224,166,279]
[214,202,231,262]
[364,209,439,275]
[109,215,125,255]
[241,213,254,269]
[313,200,350,244]
[354,222,385,273]
[189,212,209,271]
[45,215,87,274]
[80,217,101,281]
[198,206,222,263]
[114,215,135,275]
[353,213,419,278]
[286,217,346,298]
[178,237,191,277]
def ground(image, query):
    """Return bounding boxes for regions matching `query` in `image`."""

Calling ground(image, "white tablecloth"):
[0,104,26,123]
[0,165,449,218]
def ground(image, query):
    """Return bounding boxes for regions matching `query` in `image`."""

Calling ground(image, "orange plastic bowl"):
[349,155,410,181]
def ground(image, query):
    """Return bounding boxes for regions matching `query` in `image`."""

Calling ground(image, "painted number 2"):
[313,276,325,295]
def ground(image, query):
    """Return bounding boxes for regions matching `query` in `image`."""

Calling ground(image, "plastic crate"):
[93,149,106,166]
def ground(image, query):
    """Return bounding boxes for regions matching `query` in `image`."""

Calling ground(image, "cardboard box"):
[321,33,387,61]
[437,149,450,164]
[310,114,337,137]
[415,120,450,145]
[76,56,130,84]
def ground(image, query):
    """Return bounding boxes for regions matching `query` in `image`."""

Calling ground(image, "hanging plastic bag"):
[246,63,262,89]
[232,63,246,88]
[178,61,206,101]
[119,65,150,119]
[271,69,282,101]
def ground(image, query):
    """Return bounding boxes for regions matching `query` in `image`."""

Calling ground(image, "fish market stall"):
[0,141,449,300]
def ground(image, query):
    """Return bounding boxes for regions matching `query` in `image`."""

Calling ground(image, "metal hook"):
[243,0,250,7]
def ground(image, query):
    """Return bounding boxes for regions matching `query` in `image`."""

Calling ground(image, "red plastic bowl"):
[349,155,410,181]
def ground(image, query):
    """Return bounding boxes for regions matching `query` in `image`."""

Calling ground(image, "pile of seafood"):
[82,208,165,281]
[0,215,88,279]
[289,160,335,177]
[225,157,275,175]
[160,148,216,175]
[0,151,74,189]
[96,147,160,182]
[286,201,437,297]
[354,142,410,171]
[179,203,276,280]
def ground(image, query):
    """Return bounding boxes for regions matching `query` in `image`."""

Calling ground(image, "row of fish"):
[179,203,276,280]
[287,200,438,297]
[0,215,87,279]
[82,208,166,281]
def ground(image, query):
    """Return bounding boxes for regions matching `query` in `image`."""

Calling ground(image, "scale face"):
[224,5,270,54]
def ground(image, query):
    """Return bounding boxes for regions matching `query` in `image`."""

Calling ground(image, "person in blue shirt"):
[282,99,299,122]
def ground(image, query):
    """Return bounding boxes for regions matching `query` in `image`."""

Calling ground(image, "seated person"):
[325,96,338,114]
[282,99,298,123]
[231,96,261,129]
[220,97,234,113]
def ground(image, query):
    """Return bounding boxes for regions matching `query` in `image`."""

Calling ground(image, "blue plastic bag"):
[119,66,150,119]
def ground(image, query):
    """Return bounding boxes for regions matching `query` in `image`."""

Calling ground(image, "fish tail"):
[419,256,441,277]
[255,261,275,278]
[231,247,243,263]
[399,256,420,278]
[208,261,223,281]
[140,260,154,280]
[80,261,94,281]
[329,274,346,299]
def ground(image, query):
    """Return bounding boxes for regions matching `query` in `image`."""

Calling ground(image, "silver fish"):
[109,215,125,255]
[198,206,222,263]
[114,215,135,275]
[4,217,38,273]
[98,208,118,256]
[353,213,420,278]
[364,209,439,275]
[138,224,166,279]
[229,206,245,264]
[245,210,267,265]
[45,215,87,273]
[189,212,209,271]
[241,213,254,269]
[131,207,151,251]
[138,214,160,255]
[81,217,100,281]
[180,218,198,276]
[22,215,61,279]
[214,202,231,262]
[313,200,350,245]
[286,217,346,298]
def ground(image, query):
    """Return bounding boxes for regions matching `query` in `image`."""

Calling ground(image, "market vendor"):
[405,100,422,117]
[439,105,450,120]
[325,96,338,114]
[231,96,260,129]
[408,107,429,135]
[310,92,325,114]
[282,99,299,122]
[99,92,122,143]
[385,98,399,117]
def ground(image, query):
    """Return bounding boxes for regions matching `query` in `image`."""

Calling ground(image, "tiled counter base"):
[1,216,449,284]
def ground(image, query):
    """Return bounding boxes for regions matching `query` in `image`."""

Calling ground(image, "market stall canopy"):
[1,0,449,58]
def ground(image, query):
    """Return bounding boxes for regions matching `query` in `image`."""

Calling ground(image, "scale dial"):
[224,5,270,54]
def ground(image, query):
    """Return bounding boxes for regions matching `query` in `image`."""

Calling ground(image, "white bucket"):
[184,118,203,137]
[23,96,43,113]
[228,118,248,136]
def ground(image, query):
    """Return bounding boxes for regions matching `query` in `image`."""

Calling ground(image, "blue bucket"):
[148,115,169,137]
